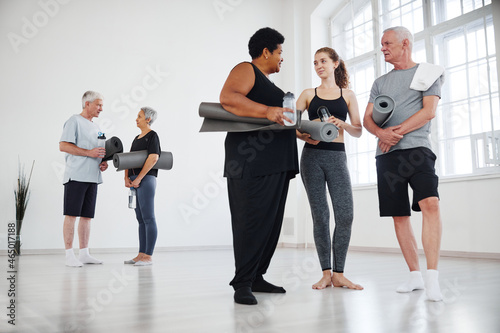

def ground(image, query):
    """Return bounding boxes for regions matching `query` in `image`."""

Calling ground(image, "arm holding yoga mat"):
[363,103,403,153]
[220,62,291,126]
[295,89,320,145]
[125,109,162,188]
[128,154,159,188]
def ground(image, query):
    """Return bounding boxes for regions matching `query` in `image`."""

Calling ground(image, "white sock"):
[396,271,425,293]
[79,248,103,264]
[65,249,83,267]
[425,269,443,301]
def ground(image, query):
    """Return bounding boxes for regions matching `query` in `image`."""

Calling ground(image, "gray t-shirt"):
[60,114,103,184]
[369,64,442,156]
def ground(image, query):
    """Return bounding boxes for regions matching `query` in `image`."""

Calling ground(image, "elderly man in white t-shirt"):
[59,91,108,267]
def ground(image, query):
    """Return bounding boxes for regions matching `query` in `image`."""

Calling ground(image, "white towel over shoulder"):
[410,63,445,91]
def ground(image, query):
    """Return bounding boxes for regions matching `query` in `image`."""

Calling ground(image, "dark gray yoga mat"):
[103,136,123,161]
[372,95,395,127]
[113,151,173,171]
[199,102,284,132]
[199,102,336,142]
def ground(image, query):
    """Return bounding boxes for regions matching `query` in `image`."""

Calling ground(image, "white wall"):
[1,0,499,255]
[0,0,291,251]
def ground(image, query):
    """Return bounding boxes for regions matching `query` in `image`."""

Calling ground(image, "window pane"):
[487,21,496,56]
[353,22,373,57]
[489,58,498,94]
[467,27,487,61]
[413,40,426,63]
[468,59,489,98]
[447,65,468,102]
[432,0,491,25]
[493,94,500,132]
[345,58,377,185]
[331,0,373,62]
[448,101,470,137]
[475,136,487,168]
[470,96,493,134]
[451,138,473,174]
[433,0,461,23]
[446,34,466,67]
[379,0,424,33]
[439,141,447,175]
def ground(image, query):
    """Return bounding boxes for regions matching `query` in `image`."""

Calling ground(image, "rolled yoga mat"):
[103,136,123,161]
[113,151,173,171]
[372,95,395,127]
[199,102,337,142]
[299,120,338,142]
[199,102,287,132]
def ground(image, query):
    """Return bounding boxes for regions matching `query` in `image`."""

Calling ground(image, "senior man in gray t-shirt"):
[59,91,108,267]
[363,26,444,301]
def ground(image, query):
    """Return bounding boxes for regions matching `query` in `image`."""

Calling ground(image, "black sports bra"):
[308,88,348,122]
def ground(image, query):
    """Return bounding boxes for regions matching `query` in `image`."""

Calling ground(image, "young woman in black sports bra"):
[296,47,363,291]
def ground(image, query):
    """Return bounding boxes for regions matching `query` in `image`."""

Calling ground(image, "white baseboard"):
[1,244,499,260]
[278,243,500,260]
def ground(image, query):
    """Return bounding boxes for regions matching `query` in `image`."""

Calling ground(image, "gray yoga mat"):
[372,95,395,127]
[103,136,123,161]
[199,102,338,142]
[113,151,173,171]
[299,120,338,142]
[199,102,287,132]
[298,120,339,142]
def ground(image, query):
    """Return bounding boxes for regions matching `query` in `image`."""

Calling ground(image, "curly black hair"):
[248,27,285,59]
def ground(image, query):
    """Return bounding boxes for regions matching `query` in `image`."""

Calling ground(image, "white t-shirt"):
[60,114,103,184]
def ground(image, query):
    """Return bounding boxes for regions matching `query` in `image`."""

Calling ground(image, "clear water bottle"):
[97,132,106,146]
[317,106,331,122]
[128,188,136,209]
[97,132,106,160]
[282,92,296,126]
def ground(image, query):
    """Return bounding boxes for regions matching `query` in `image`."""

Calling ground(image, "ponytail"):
[334,59,349,89]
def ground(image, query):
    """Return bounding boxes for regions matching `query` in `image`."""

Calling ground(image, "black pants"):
[227,172,290,290]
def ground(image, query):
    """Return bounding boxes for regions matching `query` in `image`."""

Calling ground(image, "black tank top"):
[304,88,349,151]
[224,62,299,178]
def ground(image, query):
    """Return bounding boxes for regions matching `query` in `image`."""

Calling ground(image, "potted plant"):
[14,159,35,255]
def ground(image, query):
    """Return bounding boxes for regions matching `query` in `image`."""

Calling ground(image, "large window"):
[330,0,498,185]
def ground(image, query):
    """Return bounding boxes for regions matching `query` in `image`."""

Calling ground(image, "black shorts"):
[376,147,439,217]
[63,181,98,218]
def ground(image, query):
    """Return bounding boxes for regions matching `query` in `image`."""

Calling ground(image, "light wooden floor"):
[2,248,500,333]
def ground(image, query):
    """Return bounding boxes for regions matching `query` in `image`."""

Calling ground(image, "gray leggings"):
[300,148,353,273]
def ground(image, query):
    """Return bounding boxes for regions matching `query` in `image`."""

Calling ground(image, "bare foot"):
[332,272,363,290]
[312,271,333,289]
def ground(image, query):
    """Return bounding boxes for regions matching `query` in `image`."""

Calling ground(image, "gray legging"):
[300,147,353,273]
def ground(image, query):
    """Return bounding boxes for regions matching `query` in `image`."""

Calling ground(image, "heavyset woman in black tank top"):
[219,28,299,305]
[296,47,363,291]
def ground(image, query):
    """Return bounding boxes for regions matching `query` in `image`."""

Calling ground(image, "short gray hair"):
[384,26,413,51]
[82,91,104,109]
[141,106,158,125]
